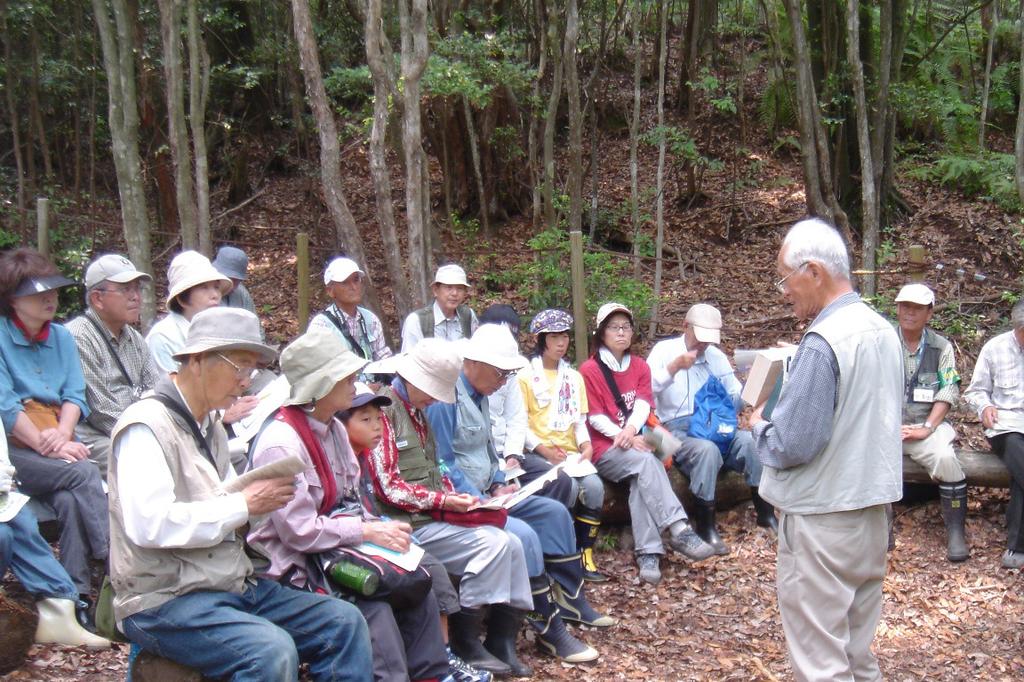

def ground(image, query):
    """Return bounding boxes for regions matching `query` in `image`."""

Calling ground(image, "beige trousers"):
[777,505,888,682]
[902,422,964,482]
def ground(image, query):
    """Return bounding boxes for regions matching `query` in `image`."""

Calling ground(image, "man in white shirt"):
[400,264,479,351]
[108,307,372,680]
[647,303,773,555]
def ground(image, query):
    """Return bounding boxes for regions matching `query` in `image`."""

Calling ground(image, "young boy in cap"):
[400,264,478,352]
[895,283,969,562]
[66,254,158,477]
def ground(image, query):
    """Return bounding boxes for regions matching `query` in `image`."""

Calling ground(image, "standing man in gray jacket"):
[750,218,903,682]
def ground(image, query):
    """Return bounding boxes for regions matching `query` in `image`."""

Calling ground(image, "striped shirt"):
[66,309,158,435]
[964,330,1024,417]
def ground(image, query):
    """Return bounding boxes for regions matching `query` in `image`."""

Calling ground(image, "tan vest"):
[759,300,904,514]
[108,397,252,624]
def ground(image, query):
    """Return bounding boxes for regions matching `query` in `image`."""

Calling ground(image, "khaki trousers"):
[902,422,964,482]
[777,505,888,682]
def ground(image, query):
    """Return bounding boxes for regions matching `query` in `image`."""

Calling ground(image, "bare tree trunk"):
[91,0,156,326]
[290,0,382,317]
[564,0,582,234]
[365,0,413,318]
[528,0,547,228]
[1015,0,1024,206]
[0,3,25,222]
[398,0,431,304]
[649,0,668,339]
[187,0,212,255]
[462,96,491,237]
[629,0,642,277]
[29,24,53,181]
[158,0,199,250]
[873,0,893,202]
[978,0,997,150]
[72,3,84,195]
[847,0,879,296]
[542,0,563,231]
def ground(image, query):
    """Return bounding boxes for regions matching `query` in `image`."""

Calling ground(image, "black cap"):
[12,274,76,297]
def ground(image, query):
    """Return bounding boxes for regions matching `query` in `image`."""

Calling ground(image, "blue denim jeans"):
[664,416,763,502]
[123,577,372,682]
[0,506,78,600]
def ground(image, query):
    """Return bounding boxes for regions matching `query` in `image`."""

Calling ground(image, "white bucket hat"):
[166,251,232,308]
[366,338,463,403]
[172,307,277,363]
[280,327,367,406]
[462,323,527,371]
[895,283,935,306]
[433,264,469,287]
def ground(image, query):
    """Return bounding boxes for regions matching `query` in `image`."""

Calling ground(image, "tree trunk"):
[290,0,383,316]
[564,0,583,235]
[462,96,491,237]
[0,3,26,223]
[542,0,564,231]
[29,24,53,181]
[91,0,157,326]
[365,0,413,319]
[978,0,997,151]
[846,0,879,296]
[528,0,546,228]
[398,0,431,304]
[649,0,668,339]
[628,0,642,277]
[187,0,212,256]
[1015,0,1024,206]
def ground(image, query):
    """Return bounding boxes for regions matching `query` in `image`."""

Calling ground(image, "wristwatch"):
[923,421,935,433]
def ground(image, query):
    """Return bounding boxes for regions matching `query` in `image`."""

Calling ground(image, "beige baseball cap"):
[895,283,935,306]
[685,303,722,345]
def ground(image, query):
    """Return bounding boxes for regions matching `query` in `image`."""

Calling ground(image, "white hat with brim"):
[462,323,528,371]
[895,283,935,306]
[166,250,233,308]
[84,254,152,289]
[365,338,463,404]
[685,303,723,345]
[596,302,632,328]
[172,307,278,364]
[433,264,469,287]
[324,257,365,286]
[280,327,367,406]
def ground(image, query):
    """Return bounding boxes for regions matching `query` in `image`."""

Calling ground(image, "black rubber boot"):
[483,605,533,678]
[449,607,513,677]
[574,506,609,582]
[939,480,970,562]
[544,554,616,627]
[526,576,598,663]
[692,499,729,555]
[751,487,779,534]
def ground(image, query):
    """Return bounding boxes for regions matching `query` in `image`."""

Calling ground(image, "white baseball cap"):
[84,254,152,290]
[685,303,723,345]
[895,283,935,306]
[462,323,527,371]
[324,257,365,286]
[433,264,469,287]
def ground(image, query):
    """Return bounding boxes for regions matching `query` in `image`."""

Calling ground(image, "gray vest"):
[759,300,903,514]
[108,384,252,624]
[901,328,950,424]
[451,375,500,493]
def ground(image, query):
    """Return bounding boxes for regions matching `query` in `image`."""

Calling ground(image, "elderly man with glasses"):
[66,255,159,478]
[750,218,903,682]
[108,307,372,681]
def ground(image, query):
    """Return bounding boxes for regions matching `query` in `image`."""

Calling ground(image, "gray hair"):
[781,218,851,280]
[1011,300,1024,329]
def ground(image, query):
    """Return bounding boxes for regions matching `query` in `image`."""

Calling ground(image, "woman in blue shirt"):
[0,248,108,626]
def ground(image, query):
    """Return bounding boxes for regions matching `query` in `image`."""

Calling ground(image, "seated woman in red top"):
[578,303,713,586]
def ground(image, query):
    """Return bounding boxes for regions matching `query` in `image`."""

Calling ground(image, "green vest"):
[379,386,445,528]
[902,327,951,425]
[416,304,474,340]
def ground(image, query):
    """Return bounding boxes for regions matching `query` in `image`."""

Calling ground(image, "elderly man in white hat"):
[400,264,479,352]
[895,283,969,562]
[426,324,611,669]
[309,256,393,375]
[66,254,158,477]
[108,307,372,681]
[646,303,773,555]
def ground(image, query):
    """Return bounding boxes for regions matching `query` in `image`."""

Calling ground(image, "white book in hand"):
[741,346,797,416]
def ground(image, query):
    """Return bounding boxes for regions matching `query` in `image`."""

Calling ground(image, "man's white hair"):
[1011,299,1024,330]
[781,218,851,280]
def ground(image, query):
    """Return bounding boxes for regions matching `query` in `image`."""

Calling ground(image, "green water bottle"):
[327,558,380,597]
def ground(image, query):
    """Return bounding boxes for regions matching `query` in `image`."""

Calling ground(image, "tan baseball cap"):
[685,303,722,345]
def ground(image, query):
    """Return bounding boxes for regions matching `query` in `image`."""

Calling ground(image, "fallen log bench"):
[600,449,1010,524]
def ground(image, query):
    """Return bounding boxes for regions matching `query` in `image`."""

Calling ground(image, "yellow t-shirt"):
[518,366,589,453]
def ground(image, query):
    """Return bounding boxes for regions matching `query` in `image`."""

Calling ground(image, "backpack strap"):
[457,305,473,339]
[276,406,337,515]
[152,394,216,469]
[595,357,631,422]
[323,308,369,360]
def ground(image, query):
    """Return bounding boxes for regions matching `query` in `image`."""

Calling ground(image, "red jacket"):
[579,354,654,462]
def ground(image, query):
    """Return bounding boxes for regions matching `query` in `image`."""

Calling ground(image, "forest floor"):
[7,28,1024,681]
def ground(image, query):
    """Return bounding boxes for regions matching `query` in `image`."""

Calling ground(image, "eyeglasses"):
[774,262,809,293]
[493,366,518,382]
[96,282,142,298]
[216,352,260,381]
[606,324,633,334]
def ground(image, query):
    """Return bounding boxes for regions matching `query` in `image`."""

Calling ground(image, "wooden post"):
[297,232,310,333]
[908,244,926,282]
[570,230,588,363]
[36,197,50,258]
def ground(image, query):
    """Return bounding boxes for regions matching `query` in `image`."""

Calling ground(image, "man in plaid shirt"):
[66,255,158,477]
[965,299,1024,569]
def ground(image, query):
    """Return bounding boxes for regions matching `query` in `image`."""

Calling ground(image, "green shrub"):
[912,151,1021,212]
